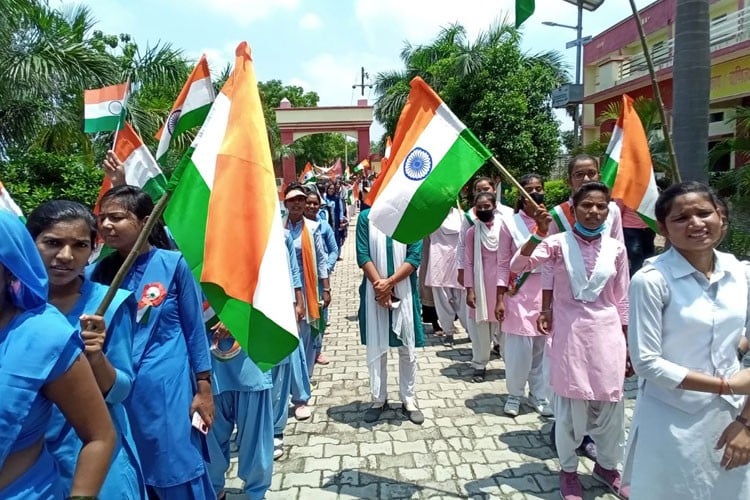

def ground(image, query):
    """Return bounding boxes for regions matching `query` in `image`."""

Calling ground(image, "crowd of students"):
[355,154,750,500]
[2,151,750,500]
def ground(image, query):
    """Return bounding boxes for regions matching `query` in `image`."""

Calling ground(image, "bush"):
[0,150,103,215]
[502,179,569,210]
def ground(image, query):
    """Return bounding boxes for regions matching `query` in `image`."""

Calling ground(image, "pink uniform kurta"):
[510,232,630,401]
[497,211,543,337]
[425,210,462,289]
[464,220,500,322]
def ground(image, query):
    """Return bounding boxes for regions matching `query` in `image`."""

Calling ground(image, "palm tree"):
[672,0,711,182]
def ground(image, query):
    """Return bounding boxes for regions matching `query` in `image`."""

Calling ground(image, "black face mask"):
[476,209,494,223]
[529,192,545,205]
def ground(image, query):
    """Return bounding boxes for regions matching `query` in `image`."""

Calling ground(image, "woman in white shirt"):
[626,181,750,499]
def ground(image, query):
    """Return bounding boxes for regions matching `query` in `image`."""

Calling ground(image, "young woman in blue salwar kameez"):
[27,200,147,499]
[90,186,216,500]
[0,210,116,499]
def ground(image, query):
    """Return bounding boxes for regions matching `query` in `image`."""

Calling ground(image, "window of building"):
[710,112,725,123]
[711,13,734,46]
[651,41,668,65]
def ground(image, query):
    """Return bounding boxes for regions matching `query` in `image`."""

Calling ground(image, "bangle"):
[196,374,211,384]
[529,233,544,244]
[540,309,552,314]
[719,377,727,396]
[323,288,331,293]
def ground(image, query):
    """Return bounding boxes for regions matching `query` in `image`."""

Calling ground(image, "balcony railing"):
[616,6,749,83]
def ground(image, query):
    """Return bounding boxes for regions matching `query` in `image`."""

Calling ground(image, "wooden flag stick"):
[94,190,173,316]
[111,79,131,152]
[489,156,542,212]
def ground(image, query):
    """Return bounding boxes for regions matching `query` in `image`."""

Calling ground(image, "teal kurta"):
[355,209,424,348]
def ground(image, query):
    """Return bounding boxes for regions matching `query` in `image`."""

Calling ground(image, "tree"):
[673,0,711,182]
[374,23,568,179]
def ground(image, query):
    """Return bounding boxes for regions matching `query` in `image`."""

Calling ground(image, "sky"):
[68,0,653,140]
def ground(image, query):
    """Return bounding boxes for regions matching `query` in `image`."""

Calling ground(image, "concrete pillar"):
[280,130,296,183]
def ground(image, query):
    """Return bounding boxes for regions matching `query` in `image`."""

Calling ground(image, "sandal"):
[472,368,486,383]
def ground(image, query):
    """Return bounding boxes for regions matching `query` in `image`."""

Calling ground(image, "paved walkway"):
[226,216,637,499]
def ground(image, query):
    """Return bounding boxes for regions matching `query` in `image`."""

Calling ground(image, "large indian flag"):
[369,77,491,243]
[299,162,316,184]
[155,55,215,163]
[164,42,298,371]
[97,122,168,203]
[601,94,659,231]
[84,83,128,133]
[0,181,23,220]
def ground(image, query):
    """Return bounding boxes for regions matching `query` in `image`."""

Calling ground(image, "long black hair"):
[27,200,97,247]
[91,185,173,285]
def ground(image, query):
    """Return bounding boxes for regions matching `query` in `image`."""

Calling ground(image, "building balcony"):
[590,6,750,94]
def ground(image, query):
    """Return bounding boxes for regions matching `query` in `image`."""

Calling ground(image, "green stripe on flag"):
[172,106,211,139]
[515,0,535,28]
[84,114,125,133]
[600,156,618,189]
[142,174,168,202]
[392,128,490,243]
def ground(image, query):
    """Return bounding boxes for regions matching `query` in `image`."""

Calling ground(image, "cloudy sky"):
[71,0,653,137]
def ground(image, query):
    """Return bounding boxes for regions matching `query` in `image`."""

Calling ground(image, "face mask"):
[529,192,545,205]
[574,221,605,237]
[476,209,494,223]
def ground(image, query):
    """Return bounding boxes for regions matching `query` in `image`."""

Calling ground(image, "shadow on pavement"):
[498,427,556,461]
[465,462,560,500]
[325,401,412,430]
[322,469,467,499]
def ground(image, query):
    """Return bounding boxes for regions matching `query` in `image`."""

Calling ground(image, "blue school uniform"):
[206,340,274,500]
[91,248,215,499]
[271,230,304,437]
[46,279,146,499]
[0,211,81,499]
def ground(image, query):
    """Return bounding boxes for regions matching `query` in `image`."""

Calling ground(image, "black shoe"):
[443,334,454,347]
[472,368,486,383]
[578,435,598,461]
[491,344,501,358]
[549,422,557,451]
[402,405,425,425]
[363,402,387,423]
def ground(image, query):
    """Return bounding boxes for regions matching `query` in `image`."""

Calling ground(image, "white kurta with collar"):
[625,248,750,499]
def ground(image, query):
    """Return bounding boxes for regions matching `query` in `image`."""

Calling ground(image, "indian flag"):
[84,83,128,133]
[515,0,535,28]
[98,122,168,203]
[155,55,215,163]
[299,162,316,184]
[368,77,491,243]
[0,181,23,220]
[384,136,392,163]
[353,158,369,174]
[164,41,298,371]
[601,94,659,231]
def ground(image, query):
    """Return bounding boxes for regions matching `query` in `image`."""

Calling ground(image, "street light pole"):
[574,0,583,149]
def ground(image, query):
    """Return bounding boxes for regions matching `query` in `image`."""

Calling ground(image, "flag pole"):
[94,190,173,316]
[111,79,131,151]
[628,0,681,183]
[489,156,542,212]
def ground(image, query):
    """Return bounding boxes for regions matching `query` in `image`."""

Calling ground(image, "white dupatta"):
[365,221,416,376]
[473,216,500,322]
[506,212,541,274]
[560,231,619,302]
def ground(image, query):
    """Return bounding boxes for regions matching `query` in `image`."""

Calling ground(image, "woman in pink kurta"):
[496,173,552,418]
[510,182,631,500]
[464,192,502,382]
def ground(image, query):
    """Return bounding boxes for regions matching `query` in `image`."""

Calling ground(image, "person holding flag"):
[26,200,146,499]
[495,173,553,417]
[511,182,631,500]
[91,186,215,500]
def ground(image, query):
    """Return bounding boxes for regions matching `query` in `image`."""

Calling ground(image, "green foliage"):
[501,179,569,209]
[0,149,102,213]
[374,23,567,180]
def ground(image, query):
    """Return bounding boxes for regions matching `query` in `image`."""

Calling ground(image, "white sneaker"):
[273,437,283,460]
[527,394,554,417]
[504,395,521,416]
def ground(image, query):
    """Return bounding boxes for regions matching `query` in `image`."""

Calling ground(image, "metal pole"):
[573,0,583,149]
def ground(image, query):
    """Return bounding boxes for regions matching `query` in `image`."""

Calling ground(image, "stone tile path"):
[226,217,637,499]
